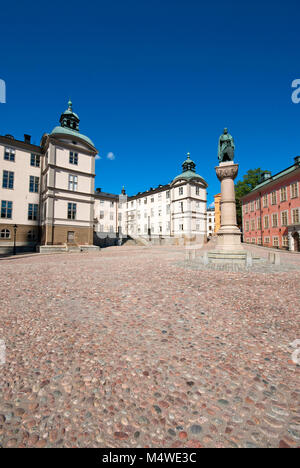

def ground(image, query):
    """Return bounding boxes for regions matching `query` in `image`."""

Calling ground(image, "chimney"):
[294,156,300,166]
[260,171,271,183]
[24,134,31,144]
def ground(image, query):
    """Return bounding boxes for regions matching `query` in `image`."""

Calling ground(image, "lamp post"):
[13,224,18,255]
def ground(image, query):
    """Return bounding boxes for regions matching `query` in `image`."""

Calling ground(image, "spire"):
[121,186,126,195]
[59,99,80,132]
[182,152,196,173]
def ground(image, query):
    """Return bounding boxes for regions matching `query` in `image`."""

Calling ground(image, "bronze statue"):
[218,128,235,162]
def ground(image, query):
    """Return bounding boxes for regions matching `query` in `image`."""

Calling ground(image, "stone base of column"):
[207,250,247,265]
[216,226,244,252]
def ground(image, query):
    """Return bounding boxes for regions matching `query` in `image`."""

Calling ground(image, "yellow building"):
[214,193,221,233]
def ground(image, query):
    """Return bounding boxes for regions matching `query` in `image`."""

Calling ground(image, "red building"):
[241,156,300,251]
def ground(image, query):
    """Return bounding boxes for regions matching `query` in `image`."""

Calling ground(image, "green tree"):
[235,168,266,227]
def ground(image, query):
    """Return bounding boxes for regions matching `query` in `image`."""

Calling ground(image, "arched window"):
[0,229,10,238]
[27,230,36,241]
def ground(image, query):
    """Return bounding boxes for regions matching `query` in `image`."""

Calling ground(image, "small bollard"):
[246,252,253,267]
[203,251,209,265]
[274,252,280,265]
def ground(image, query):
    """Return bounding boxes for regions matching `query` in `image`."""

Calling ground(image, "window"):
[68,175,78,191]
[4,147,15,161]
[166,205,170,214]
[69,152,78,165]
[292,208,299,224]
[263,194,268,207]
[273,237,279,247]
[264,215,269,228]
[272,213,278,227]
[257,237,262,245]
[99,210,104,219]
[144,198,147,204]
[179,224,184,231]
[264,236,270,244]
[280,187,287,202]
[245,221,249,232]
[30,154,40,167]
[29,176,39,193]
[255,199,260,210]
[151,208,154,216]
[28,203,38,221]
[166,191,170,199]
[250,201,254,212]
[281,211,288,226]
[251,219,255,231]
[271,191,277,205]
[67,203,76,220]
[99,224,104,232]
[167,221,170,231]
[110,212,114,220]
[118,213,122,221]
[282,236,289,248]
[158,209,162,217]
[110,201,114,207]
[0,229,10,238]
[100,200,104,205]
[151,197,154,203]
[257,217,261,229]
[196,187,200,195]
[179,187,183,196]
[244,203,248,214]
[1,200,12,219]
[2,170,14,189]
[291,182,298,199]
[180,202,183,212]
[27,230,36,241]
[251,238,256,244]
[109,225,114,232]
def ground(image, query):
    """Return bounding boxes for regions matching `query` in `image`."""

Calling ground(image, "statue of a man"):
[218,128,235,162]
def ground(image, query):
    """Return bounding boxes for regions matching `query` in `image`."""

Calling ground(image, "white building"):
[93,154,208,246]
[207,207,215,238]
[0,101,98,252]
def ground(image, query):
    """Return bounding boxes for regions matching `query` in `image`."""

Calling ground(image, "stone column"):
[215,161,243,251]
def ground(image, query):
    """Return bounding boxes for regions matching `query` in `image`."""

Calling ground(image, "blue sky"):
[1,0,300,205]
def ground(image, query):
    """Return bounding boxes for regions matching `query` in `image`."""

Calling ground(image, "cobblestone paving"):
[0,246,299,448]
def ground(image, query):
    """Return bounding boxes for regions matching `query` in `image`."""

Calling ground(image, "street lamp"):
[13,224,18,255]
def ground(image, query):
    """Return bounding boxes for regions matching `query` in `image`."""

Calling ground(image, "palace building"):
[241,157,300,251]
[0,102,208,253]
[93,154,208,246]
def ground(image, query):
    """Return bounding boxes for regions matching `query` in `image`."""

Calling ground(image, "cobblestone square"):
[0,246,299,448]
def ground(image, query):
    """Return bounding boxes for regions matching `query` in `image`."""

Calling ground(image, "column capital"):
[215,163,239,182]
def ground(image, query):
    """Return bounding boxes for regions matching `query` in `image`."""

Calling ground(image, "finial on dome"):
[68,99,72,111]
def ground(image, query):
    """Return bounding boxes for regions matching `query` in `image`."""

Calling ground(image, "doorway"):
[292,232,300,252]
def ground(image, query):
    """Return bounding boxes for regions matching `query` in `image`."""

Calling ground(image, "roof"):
[94,191,119,200]
[172,170,206,184]
[50,126,95,148]
[0,134,42,153]
[242,159,300,200]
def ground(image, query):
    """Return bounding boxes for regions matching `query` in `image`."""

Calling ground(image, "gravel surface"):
[0,245,299,448]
